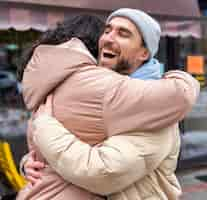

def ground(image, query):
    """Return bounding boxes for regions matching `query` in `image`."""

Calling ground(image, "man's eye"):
[104,28,110,34]
[119,31,130,38]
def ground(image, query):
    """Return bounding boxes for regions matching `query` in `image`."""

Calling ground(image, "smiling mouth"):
[103,52,116,59]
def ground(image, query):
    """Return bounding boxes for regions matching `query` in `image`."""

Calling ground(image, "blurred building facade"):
[0,0,206,132]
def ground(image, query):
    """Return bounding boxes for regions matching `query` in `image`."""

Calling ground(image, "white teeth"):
[103,53,116,58]
[103,51,116,56]
[102,49,116,55]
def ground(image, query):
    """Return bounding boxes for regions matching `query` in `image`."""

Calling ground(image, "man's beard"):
[112,59,133,75]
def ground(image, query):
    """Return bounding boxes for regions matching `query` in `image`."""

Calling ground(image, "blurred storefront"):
[0,0,202,66]
[0,0,202,34]
[0,1,206,126]
[0,2,203,69]
[0,0,205,130]
[1,0,205,130]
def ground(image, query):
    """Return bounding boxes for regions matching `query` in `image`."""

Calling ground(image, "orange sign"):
[187,56,204,74]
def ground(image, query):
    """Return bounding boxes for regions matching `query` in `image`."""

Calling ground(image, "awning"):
[160,20,201,38]
[1,0,201,17]
[0,1,202,38]
[0,4,65,31]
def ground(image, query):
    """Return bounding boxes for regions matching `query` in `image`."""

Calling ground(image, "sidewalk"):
[177,167,207,200]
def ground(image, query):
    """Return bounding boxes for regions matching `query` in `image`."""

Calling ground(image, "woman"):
[17,14,105,200]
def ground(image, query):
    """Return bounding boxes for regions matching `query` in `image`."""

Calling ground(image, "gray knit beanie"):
[106,8,161,58]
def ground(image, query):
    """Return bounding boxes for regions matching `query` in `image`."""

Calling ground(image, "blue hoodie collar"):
[130,58,162,80]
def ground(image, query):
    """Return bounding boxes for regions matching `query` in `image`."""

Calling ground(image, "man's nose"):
[103,31,116,42]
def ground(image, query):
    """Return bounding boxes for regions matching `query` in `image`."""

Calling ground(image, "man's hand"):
[24,151,45,185]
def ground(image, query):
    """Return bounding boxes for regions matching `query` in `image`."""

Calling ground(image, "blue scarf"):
[130,58,162,80]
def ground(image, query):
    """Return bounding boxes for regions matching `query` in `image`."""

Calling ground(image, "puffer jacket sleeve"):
[33,115,174,195]
[104,70,200,136]
[19,118,34,177]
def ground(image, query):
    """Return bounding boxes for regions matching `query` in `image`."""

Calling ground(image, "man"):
[22,8,199,200]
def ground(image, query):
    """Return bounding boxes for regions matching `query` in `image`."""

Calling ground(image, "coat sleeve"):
[103,70,200,136]
[33,115,175,195]
[19,116,37,176]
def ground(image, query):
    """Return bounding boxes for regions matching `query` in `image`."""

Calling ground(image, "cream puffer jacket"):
[19,39,199,200]
[33,115,181,200]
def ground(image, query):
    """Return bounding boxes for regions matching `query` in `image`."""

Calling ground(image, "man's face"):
[98,17,149,74]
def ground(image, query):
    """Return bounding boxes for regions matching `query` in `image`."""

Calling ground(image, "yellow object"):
[0,141,26,191]
[193,74,206,88]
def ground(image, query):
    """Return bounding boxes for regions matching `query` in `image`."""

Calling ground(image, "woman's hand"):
[24,151,45,185]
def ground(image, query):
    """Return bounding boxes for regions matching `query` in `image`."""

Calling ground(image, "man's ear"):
[140,48,150,61]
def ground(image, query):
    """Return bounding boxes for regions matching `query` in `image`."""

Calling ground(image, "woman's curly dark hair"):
[17,14,104,81]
